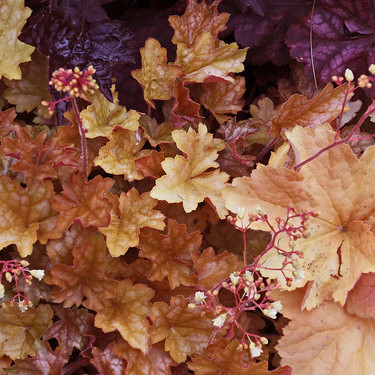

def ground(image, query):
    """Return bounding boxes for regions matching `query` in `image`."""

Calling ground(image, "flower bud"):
[344,68,354,82]
[5,272,12,283]
[369,64,375,75]
[249,341,263,358]
[20,260,29,267]
[0,283,4,299]
[212,313,228,328]
[30,269,45,281]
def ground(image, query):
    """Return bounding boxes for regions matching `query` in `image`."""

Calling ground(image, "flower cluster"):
[42,66,99,115]
[0,260,44,312]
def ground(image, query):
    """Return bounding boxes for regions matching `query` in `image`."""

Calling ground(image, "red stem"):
[71,97,88,179]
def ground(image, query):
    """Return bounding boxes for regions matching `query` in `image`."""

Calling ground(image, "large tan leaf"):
[275,288,375,375]
[0,0,35,80]
[223,124,375,309]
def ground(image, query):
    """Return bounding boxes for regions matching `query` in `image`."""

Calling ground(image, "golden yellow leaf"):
[274,288,375,375]
[0,0,35,80]
[99,188,165,257]
[223,124,375,309]
[95,279,154,354]
[4,50,51,113]
[151,124,229,217]
[131,38,183,108]
[175,32,247,83]
[81,86,140,139]
[94,127,147,181]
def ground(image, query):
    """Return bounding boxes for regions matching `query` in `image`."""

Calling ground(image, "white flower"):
[236,206,246,219]
[271,300,283,312]
[18,301,28,313]
[30,269,45,281]
[369,64,375,75]
[244,271,254,283]
[230,273,240,286]
[249,342,263,358]
[293,270,305,283]
[194,291,206,304]
[345,68,354,82]
[212,313,227,328]
[0,284,4,299]
[263,308,277,319]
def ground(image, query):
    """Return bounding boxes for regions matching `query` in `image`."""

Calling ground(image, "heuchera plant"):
[0,0,375,374]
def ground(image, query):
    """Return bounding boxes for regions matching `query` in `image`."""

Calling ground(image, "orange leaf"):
[0,303,53,360]
[169,0,229,46]
[0,108,16,137]
[94,128,147,181]
[51,232,115,310]
[150,296,213,363]
[0,177,57,257]
[345,272,375,319]
[134,150,165,179]
[0,125,79,185]
[172,79,202,127]
[175,32,247,83]
[151,124,229,217]
[270,83,352,138]
[113,339,176,375]
[188,338,291,375]
[192,247,241,290]
[53,174,113,232]
[99,188,165,257]
[81,86,140,139]
[200,76,245,124]
[138,220,201,289]
[132,38,183,108]
[139,116,174,147]
[95,279,154,354]
[223,124,375,309]
[274,288,375,375]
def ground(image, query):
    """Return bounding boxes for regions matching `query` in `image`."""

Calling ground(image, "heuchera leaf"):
[51,232,115,310]
[0,303,53,360]
[0,0,35,80]
[0,108,17,137]
[99,188,165,257]
[286,2,375,84]
[94,279,154,354]
[227,0,309,66]
[0,177,57,257]
[81,86,140,139]
[345,272,375,319]
[138,220,201,289]
[139,116,174,147]
[5,345,68,374]
[175,32,247,83]
[270,83,352,138]
[19,1,135,101]
[0,125,79,186]
[94,128,147,181]
[223,124,375,309]
[169,0,230,47]
[192,247,241,290]
[52,174,114,232]
[150,296,214,363]
[3,50,51,114]
[188,338,291,375]
[113,339,176,375]
[131,38,183,108]
[200,76,245,124]
[274,288,375,375]
[134,150,166,179]
[90,342,127,375]
[43,305,88,356]
[151,124,229,217]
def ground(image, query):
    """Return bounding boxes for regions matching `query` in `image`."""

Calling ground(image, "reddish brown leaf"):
[51,232,115,310]
[139,116,174,147]
[138,220,201,289]
[0,108,16,137]
[135,150,166,179]
[53,174,114,232]
[91,342,127,375]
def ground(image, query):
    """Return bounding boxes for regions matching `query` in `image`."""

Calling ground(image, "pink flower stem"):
[71,97,88,179]
[294,100,375,171]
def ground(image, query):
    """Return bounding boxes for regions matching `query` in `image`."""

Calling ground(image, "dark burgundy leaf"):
[286,6,375,85]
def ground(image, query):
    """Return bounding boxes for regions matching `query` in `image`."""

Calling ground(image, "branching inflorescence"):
[189,207,316,357]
